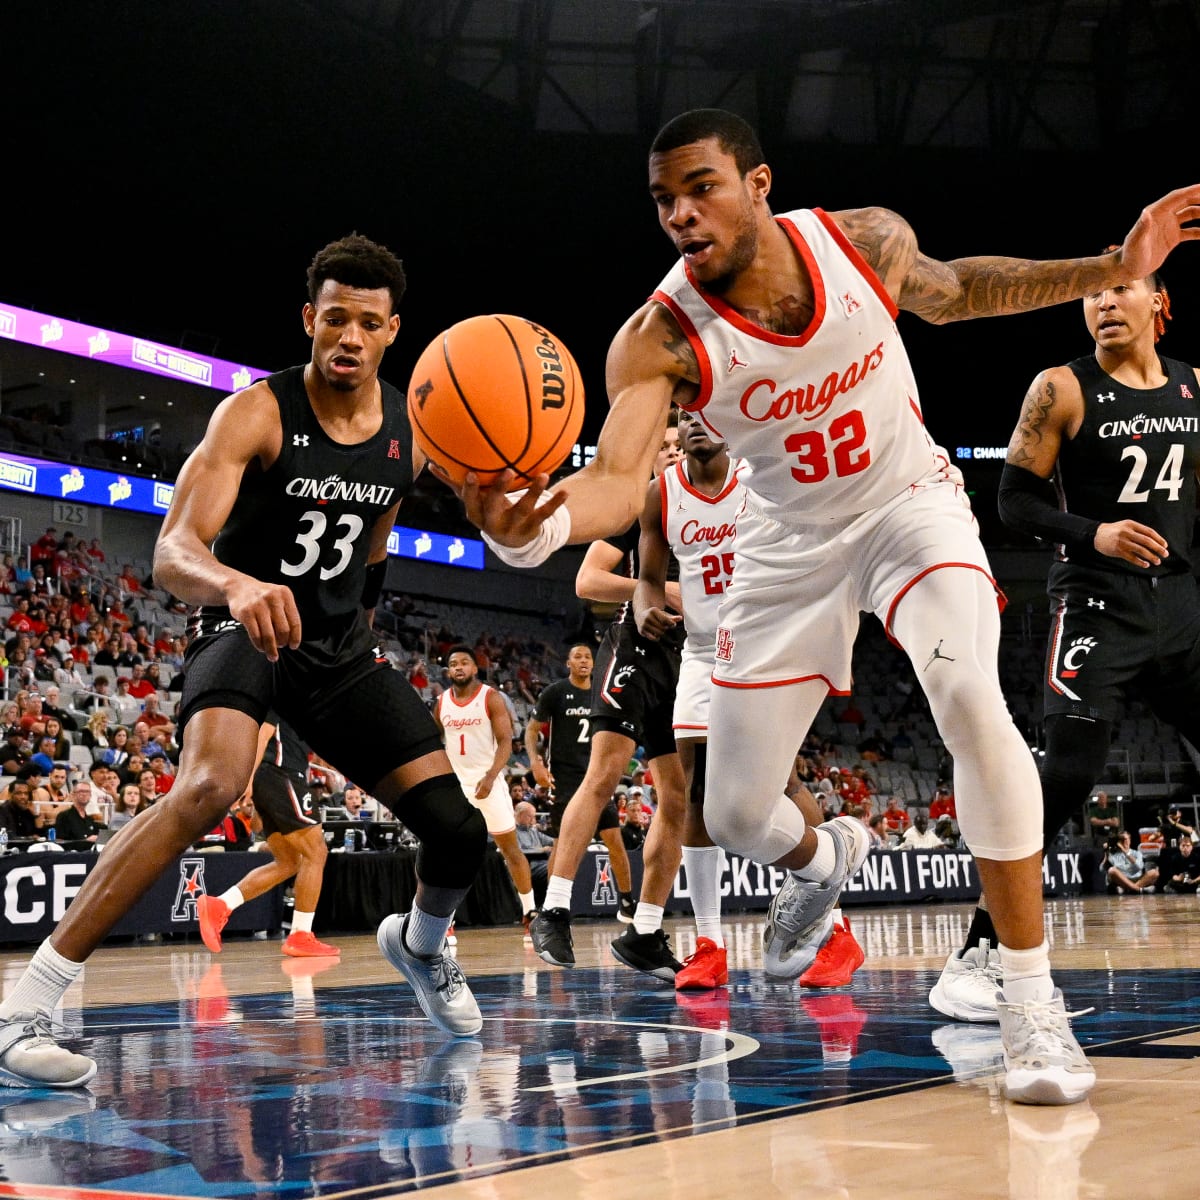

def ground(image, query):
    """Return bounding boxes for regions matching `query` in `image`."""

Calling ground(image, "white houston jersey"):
[438,684,497,784]
[653,208,944,524]
[662,457,744,651]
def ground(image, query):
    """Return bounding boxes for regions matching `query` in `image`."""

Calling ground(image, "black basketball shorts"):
[589,621,681,761]
[253,763,316,839]
[544,770,620,839]
[178,614,443,790]
[1043,564,1200,724]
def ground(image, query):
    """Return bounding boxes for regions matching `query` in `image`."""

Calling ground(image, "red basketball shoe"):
[282,931,341,958]
[197,894,230,954]
[675,938,729,991]
[798,917,865,989]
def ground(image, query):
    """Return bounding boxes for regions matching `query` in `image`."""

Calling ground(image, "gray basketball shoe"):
[0,1013,97,1088]
[762,816,870,978]
[997,990,1096,1105]
[377,914,483,1037]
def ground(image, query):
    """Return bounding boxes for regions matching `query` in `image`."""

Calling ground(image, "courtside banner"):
[0,852,283,944]
[571,847,1088,916]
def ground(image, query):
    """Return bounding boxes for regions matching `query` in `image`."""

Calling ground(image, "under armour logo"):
[293,434,310,447]
[727,349,748,373]
[925,640,956,669]
[634,646,646,655]
[1096,392,1115,404]
[1087,597,1105,610]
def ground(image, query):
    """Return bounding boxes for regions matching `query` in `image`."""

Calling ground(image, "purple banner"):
[0,299,268,393]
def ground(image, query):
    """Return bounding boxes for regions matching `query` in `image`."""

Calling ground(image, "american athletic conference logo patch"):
[716,627,734,663]
[173,858,206,922]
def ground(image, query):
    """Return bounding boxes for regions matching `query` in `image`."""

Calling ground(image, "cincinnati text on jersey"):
[1097,415,1200,439]
[285,474,397,505]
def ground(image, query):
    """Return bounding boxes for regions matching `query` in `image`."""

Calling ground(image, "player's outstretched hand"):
[637,606,682,642]
[1094,519,1169,568]
[227,577,302,661]
[532,762,553,789]
[1118,184,1200,280]
[454,470,568,548]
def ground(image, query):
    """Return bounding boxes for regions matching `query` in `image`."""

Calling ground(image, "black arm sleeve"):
[997,462,1101,555]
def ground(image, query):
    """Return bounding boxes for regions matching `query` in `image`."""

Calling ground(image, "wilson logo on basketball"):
[531,324,567,410]
[739,342,885,424]
[680,519,736,547]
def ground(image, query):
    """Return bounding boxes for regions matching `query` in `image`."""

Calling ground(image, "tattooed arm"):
[1005,368,1083,478]
[830,184,1200,324]
[459,300,694,548]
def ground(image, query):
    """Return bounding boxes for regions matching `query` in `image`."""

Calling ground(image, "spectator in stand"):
[620,792,649,851]
[934,816,960,848]
[900,814,945,850]
[92,636,123,670]
[80,710,111,758]
[138,694,175,743]
[30,528,59,569]
[1105,830,1159,894]
[116,564,142,596]
[514,800,553,903]
[85,762,116,818]
[341,786,374,821]
[85,538,105,564]
[55,781,106,846]
[883,796,911,837]
[39,685,77,734]
[857,729,892,762]
[929,786,957,823]
[28,735,59,776]
[108,783,148,833]
[125,664,155,700]
[1087,792,1121,844]
[0,780,43,840]
[54,653,87,691]
[135,768,158,811]
[101,727,131,770]
[7,599,44,636]
[148,752,174,795]
[868,813,890,848]
[40,717,70,761]
[1160,834,1200,894]
[77,677,112,714]
[109,677,140,727]
[1,728,31,777]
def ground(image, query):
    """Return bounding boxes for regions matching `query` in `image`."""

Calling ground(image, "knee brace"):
[1041,714,1112,851]
[393,774,487,890]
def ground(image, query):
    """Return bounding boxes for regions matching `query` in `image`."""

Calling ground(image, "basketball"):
[407,314,585,488]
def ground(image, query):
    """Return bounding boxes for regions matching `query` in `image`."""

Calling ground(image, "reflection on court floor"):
[0,907,1197,1200]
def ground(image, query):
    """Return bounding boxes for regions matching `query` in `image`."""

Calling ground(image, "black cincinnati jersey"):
[196,364,413,635]
[1056,354,1200,575]
[605,519,686,653]
[532,679,593,781]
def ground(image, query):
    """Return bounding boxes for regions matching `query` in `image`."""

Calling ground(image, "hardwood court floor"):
[0,893,1197,1199]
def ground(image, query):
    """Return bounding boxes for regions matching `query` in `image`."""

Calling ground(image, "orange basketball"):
[407,314,585,488]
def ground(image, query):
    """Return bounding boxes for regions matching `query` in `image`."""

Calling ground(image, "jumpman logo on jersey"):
[293,434,310,447]
[1096,392,1115,404]
[727,348,749,372]
[925,639,956,669]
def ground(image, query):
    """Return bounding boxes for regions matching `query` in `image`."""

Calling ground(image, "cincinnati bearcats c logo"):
[1062,636,1098,674]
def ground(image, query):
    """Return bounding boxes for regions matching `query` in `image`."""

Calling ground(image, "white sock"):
[543,875,574,912]
[0,941,84,1021]
[403,905,454,958]
[683,845,725,947]
[793,827,837,882]
[999,940,1054,1004]
[518,890,535,916]
[633,903,664,936]
[291,910,314,934]
[219,886,245,911]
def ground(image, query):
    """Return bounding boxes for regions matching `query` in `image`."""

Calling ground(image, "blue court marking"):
[0,966,1195,1199]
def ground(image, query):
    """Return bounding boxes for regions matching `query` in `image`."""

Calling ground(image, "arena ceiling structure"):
[308,0,1198,151]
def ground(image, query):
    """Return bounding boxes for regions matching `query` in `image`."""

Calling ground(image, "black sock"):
[960,905,998,956]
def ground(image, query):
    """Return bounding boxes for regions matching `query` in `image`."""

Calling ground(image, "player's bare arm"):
[525,717,552,788]
[1005,368,1082,477]
[480,690,514,798]
[154,382,302,661]
[632,477,681,642]
[362,502,400,627]
[576,530,683,612]
[460,302,691,550]
[833,184,1200,324]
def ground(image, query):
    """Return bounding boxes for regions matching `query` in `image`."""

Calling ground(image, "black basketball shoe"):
[610,927,683,982]
[530,908,575,968]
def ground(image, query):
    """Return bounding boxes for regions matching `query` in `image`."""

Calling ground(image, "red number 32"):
[784,409,871,484]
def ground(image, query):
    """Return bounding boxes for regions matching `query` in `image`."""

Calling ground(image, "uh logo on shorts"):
[716,627,735,663]
[173,858,206,922]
